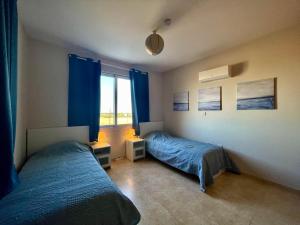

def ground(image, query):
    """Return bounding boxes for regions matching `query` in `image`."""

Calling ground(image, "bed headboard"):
[27,126,89,157]
[140,121,164,137]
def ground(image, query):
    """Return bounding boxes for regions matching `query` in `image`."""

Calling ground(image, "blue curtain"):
[129,69,150,136]
[68,54,101,142]
[0,0,19,199]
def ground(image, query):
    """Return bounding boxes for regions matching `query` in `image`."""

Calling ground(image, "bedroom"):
[0,0,299,225]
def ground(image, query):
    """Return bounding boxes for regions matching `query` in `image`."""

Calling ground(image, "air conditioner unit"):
[199,65,231,82]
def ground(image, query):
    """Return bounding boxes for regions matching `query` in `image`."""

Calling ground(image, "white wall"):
[27,39,68,128]
[162,25,300,190]
[14,22,28,170]
[26,38,163,158]
[149,72,163,122]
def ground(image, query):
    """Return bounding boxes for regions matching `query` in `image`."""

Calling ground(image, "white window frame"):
[100,73,132,127]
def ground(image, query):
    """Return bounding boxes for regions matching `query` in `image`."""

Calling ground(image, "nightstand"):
[126,138,145,162]
[91,143,111,169]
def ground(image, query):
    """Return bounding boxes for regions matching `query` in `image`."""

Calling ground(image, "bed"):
[140,122,239,192]
[0,127,140,225]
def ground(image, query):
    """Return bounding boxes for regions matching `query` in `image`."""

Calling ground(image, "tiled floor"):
[107,158,300,225]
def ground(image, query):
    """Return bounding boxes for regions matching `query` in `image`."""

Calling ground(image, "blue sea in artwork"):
[198,101,221,111]
[237,96,275,110]
[174,103,189,111]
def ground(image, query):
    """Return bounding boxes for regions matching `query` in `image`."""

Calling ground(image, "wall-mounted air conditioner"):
[199,65,231,82]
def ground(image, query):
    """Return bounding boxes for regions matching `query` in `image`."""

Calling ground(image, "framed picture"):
[237,78,276,110]
[198,87,222,111]
[173,91,189,111]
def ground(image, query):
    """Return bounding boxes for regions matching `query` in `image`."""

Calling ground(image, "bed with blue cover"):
[0,141,140,225]
[144,131,239,192]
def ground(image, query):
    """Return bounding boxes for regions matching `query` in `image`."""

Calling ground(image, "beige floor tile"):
[107,158,300,225]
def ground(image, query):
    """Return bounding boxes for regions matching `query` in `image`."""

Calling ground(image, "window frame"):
[100,72,132,127]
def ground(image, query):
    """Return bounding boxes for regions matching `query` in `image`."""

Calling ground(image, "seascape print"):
[173,91,189,111]
[237,78,276,110]
[198,87,221,111]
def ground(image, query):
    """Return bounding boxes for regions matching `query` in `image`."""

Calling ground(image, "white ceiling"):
[18,0,300,72]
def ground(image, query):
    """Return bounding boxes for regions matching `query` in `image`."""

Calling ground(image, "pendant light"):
[145,31,164,56]
[145,18,171,56]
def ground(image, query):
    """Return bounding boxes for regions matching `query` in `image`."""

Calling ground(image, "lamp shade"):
[145,32,164,56]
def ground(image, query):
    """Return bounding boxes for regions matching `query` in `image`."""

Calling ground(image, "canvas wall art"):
[198,87,222,111]
[237,78,276,110]
[173,91,189,111]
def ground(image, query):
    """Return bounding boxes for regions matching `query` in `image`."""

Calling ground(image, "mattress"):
[0,141,140,225]
[145,131,240,192]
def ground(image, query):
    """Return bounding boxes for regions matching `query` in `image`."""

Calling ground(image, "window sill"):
[100,124,132,128]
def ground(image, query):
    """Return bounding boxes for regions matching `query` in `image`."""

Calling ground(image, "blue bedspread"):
[145,132,239,192]
[0,141,140,225]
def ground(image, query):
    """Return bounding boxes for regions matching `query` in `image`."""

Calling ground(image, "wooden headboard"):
[27,126,89,157]
[140,121,164,137]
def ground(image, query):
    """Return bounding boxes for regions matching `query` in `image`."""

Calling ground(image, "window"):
[100,75,115,126]
[100,74,132,126]
[117,78,132,125]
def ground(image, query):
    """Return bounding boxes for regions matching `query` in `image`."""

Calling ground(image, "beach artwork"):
[198,87,222,111]
[173,91,189,111]
[237,78,276,110]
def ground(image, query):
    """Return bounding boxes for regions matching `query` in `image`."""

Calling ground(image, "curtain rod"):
[101,62,130,71]
[102,69,129,78]
[102,63,147,75]
[69,54,146,74]
[68,54,100,63]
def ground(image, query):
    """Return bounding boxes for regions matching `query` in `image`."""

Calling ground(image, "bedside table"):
[126,138,145,162]
[91,143,111,169]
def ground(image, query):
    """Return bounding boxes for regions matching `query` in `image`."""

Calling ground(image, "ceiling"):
[18,0,300,72]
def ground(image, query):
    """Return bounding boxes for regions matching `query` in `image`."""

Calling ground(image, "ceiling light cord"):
[152,18,171,34]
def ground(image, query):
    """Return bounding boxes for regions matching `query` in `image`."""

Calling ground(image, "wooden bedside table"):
[126,138,145,162]
[91,143,111,169]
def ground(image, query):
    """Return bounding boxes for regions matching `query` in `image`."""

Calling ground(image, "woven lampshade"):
[145,31,164,56]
